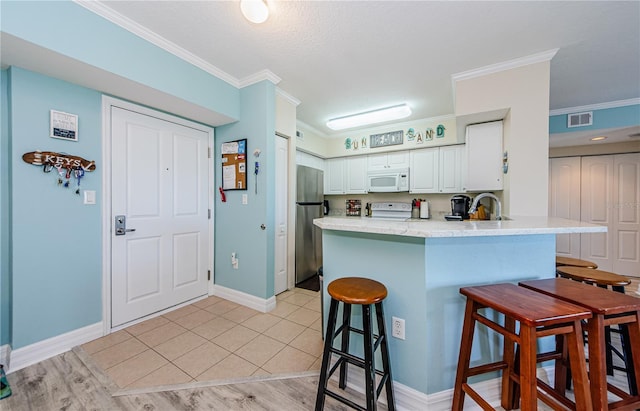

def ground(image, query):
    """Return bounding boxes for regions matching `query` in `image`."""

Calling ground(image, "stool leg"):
[519,325,537,411]
[501,316,517,410]
[619,323,638,396]
[566,319,593,411]
[315,298,339,411]
[362,304,376,411]
[626,311,640,398]
[338,302,352,389]
[586,315,608,410]
[375,302,396,411]
[605,324,614,375]
[452,299,477,411]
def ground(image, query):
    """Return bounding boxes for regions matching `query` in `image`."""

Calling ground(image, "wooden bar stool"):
[556,256,599,269]
[452,283,593,411]
[315,277,395,411]
[520,278,640,410]
[555,266,636,391]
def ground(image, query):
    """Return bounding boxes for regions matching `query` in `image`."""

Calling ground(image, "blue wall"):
[549,104,640,134]
[9,67,103,348]
[0,1,278,352]
[0,1,239,121]
[215,82,276,299]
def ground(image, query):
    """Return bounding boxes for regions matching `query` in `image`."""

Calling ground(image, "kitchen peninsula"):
[314,216,606,404]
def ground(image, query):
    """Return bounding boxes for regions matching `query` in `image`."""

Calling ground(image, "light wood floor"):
[1,347,378,411]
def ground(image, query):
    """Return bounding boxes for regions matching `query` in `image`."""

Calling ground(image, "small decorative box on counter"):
[345,199,362,216]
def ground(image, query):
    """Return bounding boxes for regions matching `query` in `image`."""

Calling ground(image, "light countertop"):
[313,216,607,238]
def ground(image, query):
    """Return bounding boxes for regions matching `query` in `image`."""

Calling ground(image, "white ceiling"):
[10,1,640,145]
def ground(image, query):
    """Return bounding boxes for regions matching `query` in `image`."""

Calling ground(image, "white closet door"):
[580,156,613,271]
[549,157,581,257]
[612,153,640,277]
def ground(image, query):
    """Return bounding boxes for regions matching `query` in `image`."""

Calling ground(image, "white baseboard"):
[0,344,11,368]
[212,285,276,313]
[7,322,103,374]
[343,364,554,410]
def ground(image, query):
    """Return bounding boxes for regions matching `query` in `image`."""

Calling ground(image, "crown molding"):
[74,0,241,88]
[238,69,281,88]
[276,88,301,106]
[549,98,640,116]
[451,48,559,84]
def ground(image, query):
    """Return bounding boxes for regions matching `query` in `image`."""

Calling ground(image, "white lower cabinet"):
[324,157,367,194]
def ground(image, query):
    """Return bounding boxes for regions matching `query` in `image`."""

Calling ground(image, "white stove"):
[370,202,412,219]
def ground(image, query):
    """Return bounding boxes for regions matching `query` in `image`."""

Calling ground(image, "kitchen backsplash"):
[325,192,495,219]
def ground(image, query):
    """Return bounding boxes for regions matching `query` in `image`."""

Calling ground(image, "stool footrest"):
[466,361,508,377]
[461,383,494,410]
[324,388,367,411]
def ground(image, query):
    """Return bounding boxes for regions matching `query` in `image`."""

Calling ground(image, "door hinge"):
[208,270,211,281]
[208,147,212,158]
[208,209,211,219]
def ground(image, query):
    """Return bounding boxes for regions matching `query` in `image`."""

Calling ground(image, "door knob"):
[115,215,136,236]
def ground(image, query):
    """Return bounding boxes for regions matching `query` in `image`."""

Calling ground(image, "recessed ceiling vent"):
[567,111,593,128]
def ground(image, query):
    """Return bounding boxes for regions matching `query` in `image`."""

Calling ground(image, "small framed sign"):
[370,130,403,148]
[50,110,78,141]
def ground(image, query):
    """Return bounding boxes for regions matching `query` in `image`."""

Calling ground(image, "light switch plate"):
[242,194,248,205]
[84,190,96,205]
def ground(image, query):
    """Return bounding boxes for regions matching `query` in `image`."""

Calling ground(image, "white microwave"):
[367,168,409,192]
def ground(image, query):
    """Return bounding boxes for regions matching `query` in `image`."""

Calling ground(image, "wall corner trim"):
[212,285,276,313]
[6,322,103,374]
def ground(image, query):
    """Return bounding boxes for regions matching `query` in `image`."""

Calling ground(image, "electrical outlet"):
[242,194,248,205]
[392,316,405,340]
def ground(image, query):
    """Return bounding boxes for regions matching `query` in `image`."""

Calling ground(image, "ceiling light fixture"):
[326,104,412,131]
[240,0,269,24]
[591,136,607,141]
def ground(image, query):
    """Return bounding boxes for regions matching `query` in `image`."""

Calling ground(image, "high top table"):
[520,278,640,411]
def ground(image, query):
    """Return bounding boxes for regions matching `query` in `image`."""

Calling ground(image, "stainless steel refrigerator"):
[295,165,324,285]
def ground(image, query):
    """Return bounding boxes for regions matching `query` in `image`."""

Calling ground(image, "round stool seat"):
[556,256,598,269]
[556,266,631,287]
[328,277,387,305]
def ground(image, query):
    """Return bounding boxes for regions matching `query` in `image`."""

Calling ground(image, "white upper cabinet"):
[324,158,346,195]
[465,121,503,191]
[324,157,368,195]
[368,151,409,170]
[409,148,439,193]
[439,145,464,193]
[410,145,464,193]
[345,156,368,193]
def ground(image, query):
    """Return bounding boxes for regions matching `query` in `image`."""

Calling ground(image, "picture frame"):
[50,110,79,142]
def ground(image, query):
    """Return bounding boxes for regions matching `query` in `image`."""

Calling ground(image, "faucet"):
[468,193,502,220]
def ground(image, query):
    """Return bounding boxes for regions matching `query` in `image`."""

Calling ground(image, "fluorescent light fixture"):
[240,0,269,24]
[591,136,607,141]
[326,104,412,131]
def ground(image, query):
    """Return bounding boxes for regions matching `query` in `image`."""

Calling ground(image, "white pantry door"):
[111,107,209,327]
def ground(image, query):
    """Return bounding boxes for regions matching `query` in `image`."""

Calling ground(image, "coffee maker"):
[449,195,471,220]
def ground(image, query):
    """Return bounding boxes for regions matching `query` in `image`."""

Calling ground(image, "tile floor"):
[81,287,323,389]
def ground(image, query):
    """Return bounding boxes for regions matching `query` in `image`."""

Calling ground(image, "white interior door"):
[549,157,581,257]
[612,153,640,277]
[580,155,614,271]
[274,135,289,295]
[111,107,209,327]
